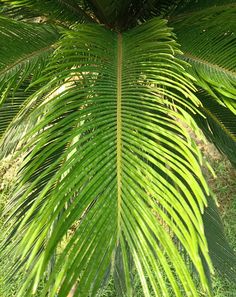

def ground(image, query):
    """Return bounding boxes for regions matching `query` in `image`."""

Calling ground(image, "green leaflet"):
[2,18,213,297]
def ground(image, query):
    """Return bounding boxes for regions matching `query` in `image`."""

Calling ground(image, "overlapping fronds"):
[0,17,60,154]
[1,0,94,24]
[170,1,236,112]
[2,18,213,297]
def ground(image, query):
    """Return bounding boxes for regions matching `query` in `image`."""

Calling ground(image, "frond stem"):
[170,3,236,21]
[203,106,236,142]
[116,32,123,242]
[0,44,56,77]
[60,0,96,23]
[181,52,236,78]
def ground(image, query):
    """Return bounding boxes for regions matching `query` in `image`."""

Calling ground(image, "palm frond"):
[194,90,236,167]
[0,17,59,86]
[1,18,214,297]
[192,91,236,281]
[0,17,60,154]
[172,0,236,16]
[204,197,236,282]
[1,0,95,25]
[0,1,40,22]
[170,2,236,112]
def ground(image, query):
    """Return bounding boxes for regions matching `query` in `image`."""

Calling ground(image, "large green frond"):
[0,17,60,152]
[2,18,213,297]
[170,2,236,112]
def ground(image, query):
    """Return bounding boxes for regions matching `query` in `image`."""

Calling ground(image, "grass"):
[0,144,236,297]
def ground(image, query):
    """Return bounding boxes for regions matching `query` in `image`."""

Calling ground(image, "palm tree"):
[0,1,235,296]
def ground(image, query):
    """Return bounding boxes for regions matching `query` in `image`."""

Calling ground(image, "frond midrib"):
[60,0,95,23]
[116,32,122,241]
[203,106,236,142]
[0,44,56,77]
[182,52,236,78]
[170,3,236,21]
